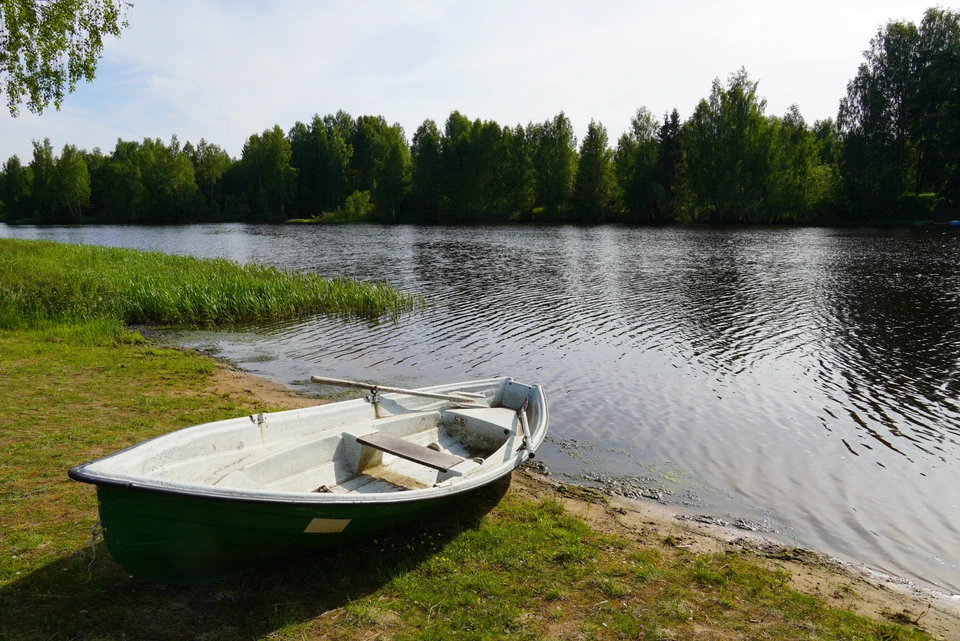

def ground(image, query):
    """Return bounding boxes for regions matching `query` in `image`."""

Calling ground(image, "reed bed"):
[0,239,422,328]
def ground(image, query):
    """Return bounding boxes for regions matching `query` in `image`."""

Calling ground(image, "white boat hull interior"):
[75,378,548,503]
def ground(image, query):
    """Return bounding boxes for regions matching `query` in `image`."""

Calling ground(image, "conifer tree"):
[573,119,616,223]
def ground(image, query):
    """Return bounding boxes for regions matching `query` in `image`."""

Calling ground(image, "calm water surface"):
[4,223,959,593]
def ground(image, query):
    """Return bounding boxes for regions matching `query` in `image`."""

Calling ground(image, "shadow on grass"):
[0,478,510,641]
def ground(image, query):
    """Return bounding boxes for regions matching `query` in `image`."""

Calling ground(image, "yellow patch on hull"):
[303,518,351,533]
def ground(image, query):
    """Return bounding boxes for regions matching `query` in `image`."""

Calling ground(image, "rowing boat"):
[68,377,548,584]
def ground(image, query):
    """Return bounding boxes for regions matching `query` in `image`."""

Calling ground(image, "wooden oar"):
[517,397,535,458]
[309,376,482,403]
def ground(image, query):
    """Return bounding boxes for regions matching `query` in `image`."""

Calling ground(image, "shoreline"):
[520,471,960,640]
[1,327,954,640]
[218,358,960,639]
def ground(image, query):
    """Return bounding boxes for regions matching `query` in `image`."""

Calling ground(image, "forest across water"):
[1,6,958,227]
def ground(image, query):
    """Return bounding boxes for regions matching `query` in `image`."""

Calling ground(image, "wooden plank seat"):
[356,432,465,472]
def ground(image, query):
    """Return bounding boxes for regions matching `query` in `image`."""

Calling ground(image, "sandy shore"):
[515,474,960,640]
[218,360,960,641]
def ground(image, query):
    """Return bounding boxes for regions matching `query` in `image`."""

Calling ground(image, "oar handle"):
[309,376,479,403]
[517,397,535,458]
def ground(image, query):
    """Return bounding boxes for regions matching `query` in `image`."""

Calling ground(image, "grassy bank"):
[0,238,937,639]
[0,329,933,640]
[0,238,421,329]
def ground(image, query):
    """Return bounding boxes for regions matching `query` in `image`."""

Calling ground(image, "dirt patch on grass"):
[512,471,960,641]
[210,363,326,411]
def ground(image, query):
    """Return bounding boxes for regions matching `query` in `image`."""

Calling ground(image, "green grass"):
[0,238,422,329]
[0,238,935,640]
[0,329,933,641]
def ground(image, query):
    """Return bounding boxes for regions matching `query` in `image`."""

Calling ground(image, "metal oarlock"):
[364,386,382,418]
[364,386,381,406]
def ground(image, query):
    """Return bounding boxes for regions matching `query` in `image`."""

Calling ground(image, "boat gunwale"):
[68,377,548,506]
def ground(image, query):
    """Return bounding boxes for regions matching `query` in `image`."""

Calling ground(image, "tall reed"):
[0,239,422,328]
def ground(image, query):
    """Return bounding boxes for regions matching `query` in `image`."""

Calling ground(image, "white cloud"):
[0,0,941,161]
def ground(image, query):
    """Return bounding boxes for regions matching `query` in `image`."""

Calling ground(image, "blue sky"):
[0,0,944,161]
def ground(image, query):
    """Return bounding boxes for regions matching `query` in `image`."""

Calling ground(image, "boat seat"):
[355,432,465,472]
[436,457,483,483]
[441,407,516,451]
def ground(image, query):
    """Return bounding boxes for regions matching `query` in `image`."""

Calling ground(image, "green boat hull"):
[96,484,464,584]
[71,377,549,584]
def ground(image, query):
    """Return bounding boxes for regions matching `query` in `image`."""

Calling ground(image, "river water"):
[3,223,959,594]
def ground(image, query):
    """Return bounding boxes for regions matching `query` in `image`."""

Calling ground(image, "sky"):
[0,0,949,161]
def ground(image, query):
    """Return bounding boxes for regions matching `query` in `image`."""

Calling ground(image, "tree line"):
[1,6,957,226]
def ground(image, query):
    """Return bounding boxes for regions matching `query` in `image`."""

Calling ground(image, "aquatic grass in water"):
[0,239,422,327]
